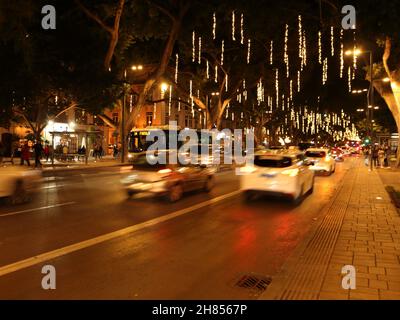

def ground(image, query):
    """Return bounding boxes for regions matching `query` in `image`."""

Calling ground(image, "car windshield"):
[305,151,326,158]
[254,155,292,168]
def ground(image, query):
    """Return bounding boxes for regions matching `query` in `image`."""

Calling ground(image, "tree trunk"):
[374,80,400,167]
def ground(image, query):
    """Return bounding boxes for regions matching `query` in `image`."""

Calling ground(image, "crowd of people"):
[363,145,394,168]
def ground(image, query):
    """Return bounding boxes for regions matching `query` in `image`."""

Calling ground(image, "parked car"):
[121,151,216,202]
[305,148,336,175]
[0,166,42,204]
[239,149,315,203]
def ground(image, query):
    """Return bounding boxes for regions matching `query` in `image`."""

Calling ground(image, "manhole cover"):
[234,273,272,293]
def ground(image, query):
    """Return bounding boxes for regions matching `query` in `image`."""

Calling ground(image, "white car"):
[239,150,315,203]
[0,166,42,204]
[305,148,336,175]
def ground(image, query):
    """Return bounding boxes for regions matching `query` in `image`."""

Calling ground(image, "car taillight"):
[281,168,299,177]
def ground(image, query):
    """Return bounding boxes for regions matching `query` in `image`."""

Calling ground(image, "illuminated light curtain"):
[192,31,196,62]
[198,37,202,64]
[284,24,289,77]
[340,29,344,78]
[212,13,216,40]
[232,11,236,41]
[175,53,179,83]
[270,40,273,65]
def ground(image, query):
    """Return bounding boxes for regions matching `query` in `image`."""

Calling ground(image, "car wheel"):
[168,183,183,202]
[203,176,215,192]
[244,190,255,202]
[292,184,304,205]
[308,177,314,195]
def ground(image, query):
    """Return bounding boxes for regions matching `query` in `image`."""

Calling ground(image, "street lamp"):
[346,48,374,170]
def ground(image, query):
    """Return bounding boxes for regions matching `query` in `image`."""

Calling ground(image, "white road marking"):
[0,190,241,277]
[41,184,67,190]
[0,202,76,218]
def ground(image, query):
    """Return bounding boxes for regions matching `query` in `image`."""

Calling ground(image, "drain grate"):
[234,274,272,292]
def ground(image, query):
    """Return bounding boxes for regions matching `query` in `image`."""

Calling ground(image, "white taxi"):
[305,148,336,175]
[239,150,315,203]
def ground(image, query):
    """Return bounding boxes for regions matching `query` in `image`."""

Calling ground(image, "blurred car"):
[239,150,315,203]
[331,148,345,162]
[121,151,216,202]
[0,166,42,204]
[305,148,336,175]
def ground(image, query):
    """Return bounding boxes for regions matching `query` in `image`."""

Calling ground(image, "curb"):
[385,186,400,209]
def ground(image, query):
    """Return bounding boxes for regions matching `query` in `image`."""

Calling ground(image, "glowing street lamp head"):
[160,83,168,92]
[345,49,362,56]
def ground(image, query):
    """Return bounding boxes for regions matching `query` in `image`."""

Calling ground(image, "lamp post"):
[346,49,374,170]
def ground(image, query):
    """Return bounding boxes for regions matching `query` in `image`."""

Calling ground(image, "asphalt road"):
[0,158,356,299]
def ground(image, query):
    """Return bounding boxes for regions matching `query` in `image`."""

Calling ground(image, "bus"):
[127,125,236,165]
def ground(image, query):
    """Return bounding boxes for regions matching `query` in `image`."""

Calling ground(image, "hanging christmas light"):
[318,31,322,64]
[348,66,352,92]
[232,11,236,41]
[340,29,344,78]
[289,79,293,102]
[212,13,216,40]
[206,60,209,79]
[175,53,179,83]
[275,69,279,107]
[302,30,307,67]
[192,31,196,62]
[323,57,328,85]
[153,102,157,120]
[353,31,357,70]
[225,74,228,92]
[247,39,251,64]
[198,37,202,64]
[168,85,172,116]
[284,24,289,77]
[330,26,334,56]
[270,40,273,65]
[221,40,224,66]
[190,79,194,117]
[215,65,218,83]
[298,15,302,58]
[297,70,301,92]
[240,13,244,44]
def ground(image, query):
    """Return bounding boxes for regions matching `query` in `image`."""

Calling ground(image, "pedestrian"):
[99,145,103,159]
[378,147,385,168]
[113,145,118,159]
[372,146,379,168]
[364,147,370,166]
[20,141,31,166]
[34,140,43,168]
[384,147,390,167]
[44,144,50,162]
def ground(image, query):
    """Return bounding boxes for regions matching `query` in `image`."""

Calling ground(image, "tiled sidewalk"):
[261,158,400,300]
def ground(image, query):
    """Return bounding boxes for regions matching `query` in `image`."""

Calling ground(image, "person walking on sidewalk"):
[364,147,370,166]
[372,146,379,168]
[44,144,50,162]
[20,141,31,166]
[378,147,385,168]
[34,140,43,168]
